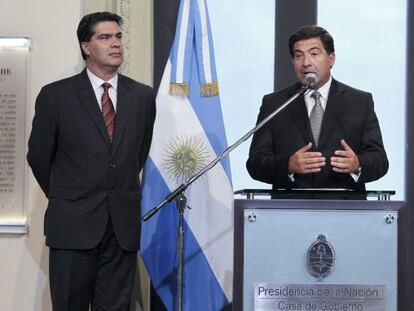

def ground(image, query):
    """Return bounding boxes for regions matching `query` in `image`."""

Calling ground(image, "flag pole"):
[176,193,186,311]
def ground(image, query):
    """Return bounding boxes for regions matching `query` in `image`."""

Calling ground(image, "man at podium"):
[246,25,388,193]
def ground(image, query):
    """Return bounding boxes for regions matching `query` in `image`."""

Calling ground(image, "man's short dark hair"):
[77,11,123,60]
[288,25,335,57]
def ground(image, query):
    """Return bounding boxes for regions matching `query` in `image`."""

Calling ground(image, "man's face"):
[81,21,123,73]
[292,37,335,89]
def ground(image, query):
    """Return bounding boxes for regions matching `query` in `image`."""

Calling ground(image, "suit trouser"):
[49,219,137,311]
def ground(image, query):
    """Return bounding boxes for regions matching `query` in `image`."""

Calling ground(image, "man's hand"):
[330,139,360,173]
[288,143,326,174]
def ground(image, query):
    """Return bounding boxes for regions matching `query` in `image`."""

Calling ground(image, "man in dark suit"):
[27,12,155,311]
[246,25,388,193]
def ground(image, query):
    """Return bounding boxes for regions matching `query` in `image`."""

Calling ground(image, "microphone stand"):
[142,84,312,311]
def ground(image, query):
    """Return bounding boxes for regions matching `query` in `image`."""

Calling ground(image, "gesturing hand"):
[288,142,326,174]
[330,139,360,173]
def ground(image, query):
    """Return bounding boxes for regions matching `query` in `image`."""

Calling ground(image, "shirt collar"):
[314,75,332,100]
[304,75,333,115]
[86,68,118,92]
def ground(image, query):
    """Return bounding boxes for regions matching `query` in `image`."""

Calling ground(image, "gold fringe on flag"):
[169,83,189,97]
[201,82,219,97]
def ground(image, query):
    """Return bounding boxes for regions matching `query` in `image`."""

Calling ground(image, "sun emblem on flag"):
[163,136,210,184]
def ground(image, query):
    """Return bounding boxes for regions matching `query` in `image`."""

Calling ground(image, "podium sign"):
[233,199,401,311]
[254,283,386,311]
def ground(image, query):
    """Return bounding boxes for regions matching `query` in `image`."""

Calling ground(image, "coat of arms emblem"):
[306,234,335,280]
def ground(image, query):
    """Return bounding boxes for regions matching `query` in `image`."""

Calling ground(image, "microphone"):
[304,73,317,90]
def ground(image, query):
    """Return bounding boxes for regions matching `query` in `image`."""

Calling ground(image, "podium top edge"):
[234,188,396,195]
[234,188,396,201]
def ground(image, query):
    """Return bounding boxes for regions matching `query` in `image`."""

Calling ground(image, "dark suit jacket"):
[27,69,155,251]
[246,79,388,192]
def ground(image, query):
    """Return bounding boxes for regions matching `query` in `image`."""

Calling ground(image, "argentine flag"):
[141,0,234,309]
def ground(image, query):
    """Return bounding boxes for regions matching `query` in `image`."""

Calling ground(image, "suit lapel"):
[77,69,112,148]
[318,79,346,148]
[287,85,315,145]
[111,75,133,155]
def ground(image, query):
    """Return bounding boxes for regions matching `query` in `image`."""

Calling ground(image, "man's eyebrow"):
[96,31,122,37]
[308,46,321,51]
[294,46,321,54]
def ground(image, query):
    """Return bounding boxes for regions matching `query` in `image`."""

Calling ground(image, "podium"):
[233,190,401,311]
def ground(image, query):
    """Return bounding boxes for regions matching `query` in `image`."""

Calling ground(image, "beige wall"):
[0,2,83,310]
[0,1,152,310]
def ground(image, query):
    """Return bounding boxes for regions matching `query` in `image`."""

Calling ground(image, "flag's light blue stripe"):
[141,158,228,310]
[193,0,216,84]
[141,160,177,308]
[170,0,186,82]
[170,0,193,84]
[182,4,194,84]
[187,51,232,180]
[198,0,212,83]
[204,3,218,82]
[192,0,218,84]
[192,0,207,84]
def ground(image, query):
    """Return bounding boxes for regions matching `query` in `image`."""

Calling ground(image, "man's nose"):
[111,37,122,47]
[302,54,312,67]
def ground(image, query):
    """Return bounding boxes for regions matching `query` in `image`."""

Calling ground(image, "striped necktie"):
[101,82,115,142]
[310,90,324,146]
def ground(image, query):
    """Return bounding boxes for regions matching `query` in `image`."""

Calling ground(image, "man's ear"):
[81,42,90,57]
[329,52,336,69]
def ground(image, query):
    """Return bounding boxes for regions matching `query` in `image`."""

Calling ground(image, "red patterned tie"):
[101,82,115,142]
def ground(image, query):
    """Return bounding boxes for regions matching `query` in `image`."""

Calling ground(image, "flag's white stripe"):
[185,178,233,300]
[150,61,233,300]
[197,0,212,83]
[176,0,191,82]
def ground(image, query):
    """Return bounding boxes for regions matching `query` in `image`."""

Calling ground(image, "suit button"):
[109,189,114,194]
[110,163,116,168]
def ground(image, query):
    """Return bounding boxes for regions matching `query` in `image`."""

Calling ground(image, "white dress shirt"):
[86,68,118,112]
[304,75,332,116]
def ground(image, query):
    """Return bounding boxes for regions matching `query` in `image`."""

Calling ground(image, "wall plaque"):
[0,37,31,233]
